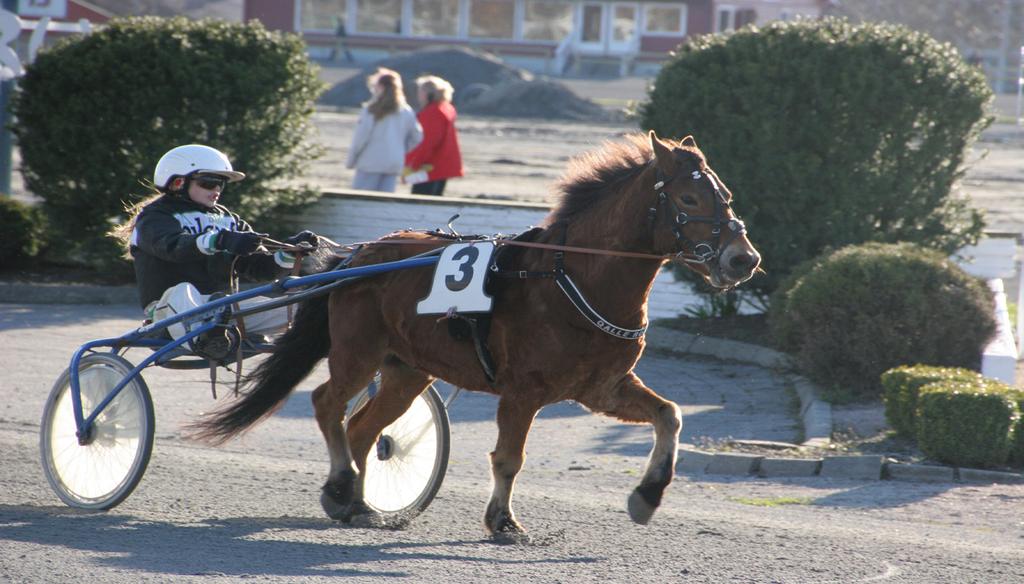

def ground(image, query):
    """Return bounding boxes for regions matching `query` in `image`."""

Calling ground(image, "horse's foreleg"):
[579,372,682,525]
[314,292,388,523]
[485,396,539,540]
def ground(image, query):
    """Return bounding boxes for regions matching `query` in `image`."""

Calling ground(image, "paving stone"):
[886,463,955,483]
[958,467,1024,484]
[706,452,762,476]
[676,447,714,475]
[819,455,883,480]
[758,457,821,477]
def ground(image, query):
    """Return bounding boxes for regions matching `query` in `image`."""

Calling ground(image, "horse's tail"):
[188,292,332,445]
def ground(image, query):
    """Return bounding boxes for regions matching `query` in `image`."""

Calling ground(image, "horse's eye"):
[681,196,699,206]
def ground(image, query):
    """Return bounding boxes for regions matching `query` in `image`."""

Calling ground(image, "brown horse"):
[192,131,761,538]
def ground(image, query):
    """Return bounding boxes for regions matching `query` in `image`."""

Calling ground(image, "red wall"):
[67,2,112,22]
[244,0,293,32]
[687,0,713,36]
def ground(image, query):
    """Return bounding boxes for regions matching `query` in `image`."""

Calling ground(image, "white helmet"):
[153,144,245,190]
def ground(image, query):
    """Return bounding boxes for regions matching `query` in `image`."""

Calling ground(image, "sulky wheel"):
[349,383,451,517]
[40,353,155,510]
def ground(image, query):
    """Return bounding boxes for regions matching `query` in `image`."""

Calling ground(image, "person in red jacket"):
[405,75,464,196]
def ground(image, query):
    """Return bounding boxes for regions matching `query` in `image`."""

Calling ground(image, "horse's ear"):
[649,130,675,170]
[679,135,698,149]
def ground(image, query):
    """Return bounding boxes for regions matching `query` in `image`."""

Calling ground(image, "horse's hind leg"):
[313,370,378,521]
[576,372,682,525]
[346,354,434,501]
[484,396,540,540]
[313,298,388,522]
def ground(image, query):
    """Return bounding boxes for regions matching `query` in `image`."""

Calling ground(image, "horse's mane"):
[548,133,705,224]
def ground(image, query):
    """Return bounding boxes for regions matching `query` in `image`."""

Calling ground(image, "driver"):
[114,144,320,359]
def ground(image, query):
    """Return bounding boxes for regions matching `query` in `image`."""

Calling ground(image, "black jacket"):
[130,194,286,309]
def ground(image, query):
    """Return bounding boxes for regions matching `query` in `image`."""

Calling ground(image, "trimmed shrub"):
[880,365,983,438]
[770,242,995,400]
[10,16,325,267]
[916,379,1018,468]
[1010,393,1024,467]
[0,197,47,268]
[640,18,990,299]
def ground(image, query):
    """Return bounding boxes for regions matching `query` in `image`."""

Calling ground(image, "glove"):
[216,230,265,256]
[284,230,319,250]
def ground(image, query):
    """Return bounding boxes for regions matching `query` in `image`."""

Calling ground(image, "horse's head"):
[648,132,761,289]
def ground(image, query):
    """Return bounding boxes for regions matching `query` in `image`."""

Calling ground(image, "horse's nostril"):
[730,253,752,270]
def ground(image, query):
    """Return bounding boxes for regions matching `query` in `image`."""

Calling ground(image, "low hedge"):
[770,242,996,400]
[1011,394,1024,466]
[0,197,47,268]
[916,378,1019,468]
[880,365,984,438]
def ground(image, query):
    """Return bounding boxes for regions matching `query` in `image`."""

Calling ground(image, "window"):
[612,5,637,43]
[356,0,401,34]
[717,7,734,32]
[644,4,685,35]
[301,0,346,31]
[469,0,514,39]
[735,9,757,28]
[581,4,602,43]
[412,0,459,37]
[522,1,573,41]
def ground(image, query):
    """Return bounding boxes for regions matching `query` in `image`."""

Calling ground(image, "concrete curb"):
[649,325,1024,486]
[678,446,1024,484]
[0,281,138,305]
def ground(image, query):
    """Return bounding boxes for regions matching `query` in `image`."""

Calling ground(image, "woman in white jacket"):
[345,68,423,192]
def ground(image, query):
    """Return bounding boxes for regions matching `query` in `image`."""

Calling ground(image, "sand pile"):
[319,47,613,121]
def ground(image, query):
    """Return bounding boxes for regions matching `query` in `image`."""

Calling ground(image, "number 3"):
[445,246,479,291]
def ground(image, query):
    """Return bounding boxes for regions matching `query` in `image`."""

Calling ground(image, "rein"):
[307,235,672,261]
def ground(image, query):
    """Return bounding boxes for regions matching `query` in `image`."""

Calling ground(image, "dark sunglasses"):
[193,175,228,190]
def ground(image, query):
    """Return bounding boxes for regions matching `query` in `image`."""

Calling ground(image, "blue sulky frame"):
[65,254,441,445]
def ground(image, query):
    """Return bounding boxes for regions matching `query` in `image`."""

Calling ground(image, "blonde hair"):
[108,191,163,257]
[365,67,406,120]
[416,75,454,104]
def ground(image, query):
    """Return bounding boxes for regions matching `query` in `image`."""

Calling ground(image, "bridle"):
[648,158,748,266]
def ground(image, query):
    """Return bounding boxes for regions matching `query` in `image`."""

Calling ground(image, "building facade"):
[245,0,709,74]
[243,0,827,75]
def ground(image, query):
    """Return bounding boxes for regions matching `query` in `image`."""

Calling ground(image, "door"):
[575,2,638,56]
[608,3,638,53]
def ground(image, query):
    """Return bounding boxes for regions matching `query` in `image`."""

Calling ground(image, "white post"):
[1017,233,1024,353]
[1017,46,1023,126]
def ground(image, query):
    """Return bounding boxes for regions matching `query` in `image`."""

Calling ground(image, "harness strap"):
[495,223,647,340]
[555,271,647,340]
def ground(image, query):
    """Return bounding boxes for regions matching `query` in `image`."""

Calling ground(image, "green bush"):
[916,379,1018,468]
[770,242,995,400]
[0,197,47,267]
[10,16,325,267]
[880,365,983,438]
[1010,393,1024,467]
[640,18,990,299]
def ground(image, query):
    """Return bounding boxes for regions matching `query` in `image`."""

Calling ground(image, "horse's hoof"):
[486,508,528,543]
[491,529,532,545]
[347,502,386,528]
[627,488,657,525]
[490,518,530,544]
[320,490,353,522]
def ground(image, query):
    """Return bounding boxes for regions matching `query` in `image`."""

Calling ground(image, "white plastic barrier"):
[954,233,1022,384]
[981,279,1018,383]
[293,191,1021,376]
[290,189,702,320]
